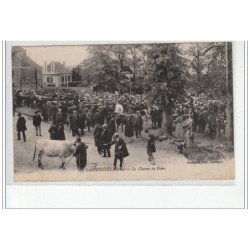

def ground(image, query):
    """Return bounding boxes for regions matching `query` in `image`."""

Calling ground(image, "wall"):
[42,74,59,87]
[12,47,42,89]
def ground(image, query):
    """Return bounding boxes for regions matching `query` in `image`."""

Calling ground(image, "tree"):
[143,44,188,136]
[188,43,208,89]
[81,45,124,92]
[72,66,83,81]
[187,42,225,92]
[188,42,234,148]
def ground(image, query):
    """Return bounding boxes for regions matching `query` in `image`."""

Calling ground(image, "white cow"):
[33,139,76,170]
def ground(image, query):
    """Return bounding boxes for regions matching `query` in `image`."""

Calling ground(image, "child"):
[144,129,156,164]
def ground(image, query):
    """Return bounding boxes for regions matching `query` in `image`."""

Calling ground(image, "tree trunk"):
[160,107,173,137]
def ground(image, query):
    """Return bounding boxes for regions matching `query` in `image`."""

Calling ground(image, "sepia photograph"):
[11,42,235,182]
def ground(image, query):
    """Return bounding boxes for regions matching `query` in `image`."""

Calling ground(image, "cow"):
[33,139,76,170]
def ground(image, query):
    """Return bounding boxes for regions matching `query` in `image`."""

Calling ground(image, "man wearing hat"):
[33,111,42,136]
[73,137,88,171]
[71,110,79,137]
[93,122,103,154]
[48,122,58,140]
[100,125,112,157]
[107,133,129,170]
[16,113,27,142]
[107,113,117,136]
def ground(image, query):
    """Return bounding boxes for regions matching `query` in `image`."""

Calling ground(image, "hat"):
[76,137,81,142]
[114,132,119,138]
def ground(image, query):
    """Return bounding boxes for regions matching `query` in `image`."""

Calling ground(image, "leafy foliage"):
[72,66,83,82]
[143,44,188,112]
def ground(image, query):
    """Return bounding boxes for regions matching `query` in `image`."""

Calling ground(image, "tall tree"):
[81,45,124,92]
[187,42,225,92]
[189,42,234,148]
[144,44,188,136]
[188,43,208,89]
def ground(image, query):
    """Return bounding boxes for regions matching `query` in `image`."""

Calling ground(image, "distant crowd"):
[13,88,227,142]
[14,88,228,169]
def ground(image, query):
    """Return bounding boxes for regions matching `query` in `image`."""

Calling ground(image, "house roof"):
[12,46,42,70]
[46,61,71,74]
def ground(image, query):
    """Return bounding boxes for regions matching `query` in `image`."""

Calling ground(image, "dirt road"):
[13,111,234,182]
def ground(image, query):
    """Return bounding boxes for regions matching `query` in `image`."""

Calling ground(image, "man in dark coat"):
[33,111,42,136]
[42,102,48,121]
[124,115,134,142]
[78,110,86,135]
[50,102,58,123]
[100,125,112,157]
[16,113,27,142]
[48,123,58,140]
[57,122,65,140]
[107,113,117,136]
[73,137,88,171]
[132,111,143,138]
[107,133,129,170]
[86,108,93,132]
[55,110,63,126]
[93,123,103,154]
[70,110,79,137]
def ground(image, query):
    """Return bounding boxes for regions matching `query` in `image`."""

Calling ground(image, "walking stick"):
[64,155,74,168]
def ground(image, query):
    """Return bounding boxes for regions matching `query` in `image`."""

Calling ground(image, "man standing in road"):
[73,137,88,171]
[33,111,42,136]
[16,113,27,142]
[107,133,129,170]
[100,125,112,158]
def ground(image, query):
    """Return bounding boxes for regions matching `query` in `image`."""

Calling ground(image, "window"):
[61,76,64,82]
[47,77,53,83]
[68,76,70,81]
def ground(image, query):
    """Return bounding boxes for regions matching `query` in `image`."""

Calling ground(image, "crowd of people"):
[14,87,228,170]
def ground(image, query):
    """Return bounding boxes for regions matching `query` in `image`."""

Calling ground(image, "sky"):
[23,45,89,68]
[22,43,207,68]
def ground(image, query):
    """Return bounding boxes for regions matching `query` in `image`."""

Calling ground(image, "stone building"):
[12,46,42,90]
[43,61,72,87]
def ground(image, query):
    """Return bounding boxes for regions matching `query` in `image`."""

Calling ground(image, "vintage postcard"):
[10,42,235,182]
